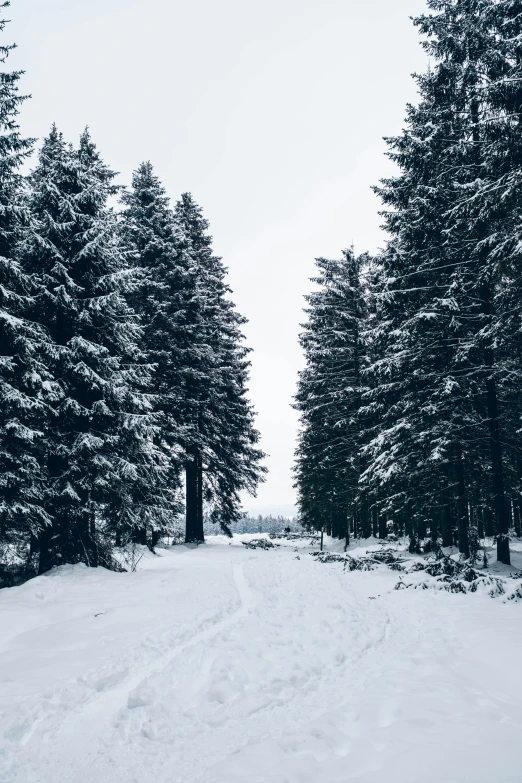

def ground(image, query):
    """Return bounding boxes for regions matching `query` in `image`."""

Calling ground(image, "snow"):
[1,535,522,783]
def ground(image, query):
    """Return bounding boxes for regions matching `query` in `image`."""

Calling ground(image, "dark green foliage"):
[0,5,52,575]
[22,130,175,571]
[241,538,278,550]
[294,249,367,543]
[0,5,264,579]
[173,193,266,538]
[121,175,266,544]
[119,162,192,543]
[295,1,522,568]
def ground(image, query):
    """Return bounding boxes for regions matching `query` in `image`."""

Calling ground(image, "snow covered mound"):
[1,535,521,783]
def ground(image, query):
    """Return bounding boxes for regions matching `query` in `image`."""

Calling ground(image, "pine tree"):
[294,250,367,542]
[411,0,522,563]
[0,4,54,579]
[362,58,478,554]
[119,162,192,544]
[23,129,167,571]
[173,193,266,537]
[354,0,522,565]
[292,0,522,565]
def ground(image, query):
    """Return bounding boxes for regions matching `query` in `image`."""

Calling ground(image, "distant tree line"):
[207,514,302,536]
[0,1,265,583]
[295,0,522,566]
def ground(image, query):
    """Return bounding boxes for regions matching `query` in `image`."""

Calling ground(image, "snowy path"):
[1,537,521,783]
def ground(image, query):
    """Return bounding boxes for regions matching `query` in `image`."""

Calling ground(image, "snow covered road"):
[1,536,521,783]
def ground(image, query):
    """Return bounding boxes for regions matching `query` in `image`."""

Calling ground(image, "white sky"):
[11,0,427,516]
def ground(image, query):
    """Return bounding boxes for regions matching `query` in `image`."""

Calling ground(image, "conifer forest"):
[295,1,522,568]
[0,2,266,581]
[1,2,522,783]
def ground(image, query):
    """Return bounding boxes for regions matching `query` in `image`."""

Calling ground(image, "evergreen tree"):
[362,50,479,554]
[119,162,192,544]
[411,0,522,563]
[23,129,167,572]
[0,4,53,577]
[294,250,367,542]
[295,1,522,567]
[357,0,522,563]
[173,193,266,537]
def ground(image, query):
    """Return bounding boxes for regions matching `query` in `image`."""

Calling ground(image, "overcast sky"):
[10,0,427,516]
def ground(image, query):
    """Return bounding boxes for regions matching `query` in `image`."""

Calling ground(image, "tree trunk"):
[339,509,346,540]
[430,514,439,546]
[479,278,510,563]
[513,502,522,538]
[37,525,54,575]
[331,510,338,540]
[371,505,378,538]
[409,518,419,553]
[340,508,349,542]
[441,463,454,547]
[28,533,39,570]
[195,452,205,542]
[185,453,198,543]
[418,517,427,541]
[477,507,485,539]
[455,442,469,557]
[484,507,494,537]
[89,504,98,567]
[484,368,510,563]
[132,526,147,546]
[378,512,387,540]
[469,95,510,564]
[360,494,371,538]
[515,454,522,538]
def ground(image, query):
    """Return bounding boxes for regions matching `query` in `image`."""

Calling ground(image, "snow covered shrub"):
[425,556,461,578]
[241,539,279,550]
[408,562,427,573]
[467,576,505,598]
[118,542,145,573]
[370,549,405,565]
[344,557,378,572]
[506,585,522,602]
[311,550,401,571]
[310,552,348,564]
[396,569,511,599]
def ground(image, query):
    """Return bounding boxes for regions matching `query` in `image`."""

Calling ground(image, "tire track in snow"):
[115,553,411,783]
[1,547,421,783]
[0,558,260,782]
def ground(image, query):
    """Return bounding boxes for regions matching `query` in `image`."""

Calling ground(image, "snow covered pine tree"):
[174,194,266,539]
[23,130,171,572]
[295,2,522,565]
[122,177,265,543]
[294,249,368,543]
[119,162,188,547]
[0,4,55,583]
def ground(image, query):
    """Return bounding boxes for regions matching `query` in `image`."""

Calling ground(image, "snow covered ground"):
[1,535,521,783]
